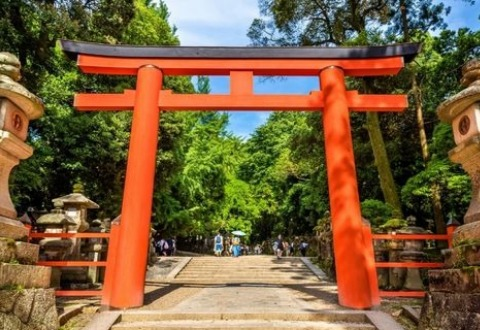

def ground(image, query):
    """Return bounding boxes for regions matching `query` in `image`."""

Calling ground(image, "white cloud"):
[161,0,480,138]
[163,0,259,46]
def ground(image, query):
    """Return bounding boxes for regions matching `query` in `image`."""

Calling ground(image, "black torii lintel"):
[60,40,421,63]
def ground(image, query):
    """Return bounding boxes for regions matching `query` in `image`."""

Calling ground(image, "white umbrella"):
[232,230,246,236]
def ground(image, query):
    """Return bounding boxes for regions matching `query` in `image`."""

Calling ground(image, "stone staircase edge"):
[58,303,90,326]
[82,311,122,330]
[111,319,377,329]
[365,311,405,330]
[300,257,329,281]
[165,257,192,281]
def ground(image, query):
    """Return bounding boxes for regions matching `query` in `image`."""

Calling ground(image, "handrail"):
[55,290,103,297]
[37,261,107,267]
[375,262,444,268]
[372,234,449,240]
[29,232,110,238]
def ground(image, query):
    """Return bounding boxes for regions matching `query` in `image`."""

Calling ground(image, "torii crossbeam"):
[61,40,420,310]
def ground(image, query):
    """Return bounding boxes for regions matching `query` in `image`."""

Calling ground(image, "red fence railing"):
[29,231,110,297]
[29,223,457,299]
[371,224,456,298]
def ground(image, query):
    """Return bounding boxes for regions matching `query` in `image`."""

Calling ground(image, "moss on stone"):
[0,237,16,248]
[461,265,480,275]
[0,284,24,292]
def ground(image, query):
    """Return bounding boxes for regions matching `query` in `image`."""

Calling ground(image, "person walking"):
[224,236,232,256]
[232,235,241,257]
[275,234,284,259]
[284,240,290,257]
[213,232,223,256]
[299,239,308,257]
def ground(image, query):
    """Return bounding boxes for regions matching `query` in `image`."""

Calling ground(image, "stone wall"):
[0,288,58,330]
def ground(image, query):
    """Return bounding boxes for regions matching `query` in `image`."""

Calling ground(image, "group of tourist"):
[154,236,176,256]
[213,232,243,257]
[272,235,309,259]
[212,232,309,258]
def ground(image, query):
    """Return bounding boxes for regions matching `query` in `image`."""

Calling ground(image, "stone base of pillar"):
[0,216,28,241]
[419,268,480,330]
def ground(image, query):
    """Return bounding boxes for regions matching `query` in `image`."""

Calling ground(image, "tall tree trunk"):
[401,0,445,232]
[366,112,403,218]
[431,183,447,234]
[412,75,446,233]
[412,77,429,161]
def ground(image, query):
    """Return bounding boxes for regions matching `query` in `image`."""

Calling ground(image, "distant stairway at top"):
[171,255,322,285]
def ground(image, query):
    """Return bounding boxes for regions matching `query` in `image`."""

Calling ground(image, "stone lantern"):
[36,204,77,261]
[51,193,99,259]
[52,193,99,232]
[0,53,59,329]
[419,59,480,329]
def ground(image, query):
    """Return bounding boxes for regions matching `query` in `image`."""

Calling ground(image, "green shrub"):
[361,199,394,227]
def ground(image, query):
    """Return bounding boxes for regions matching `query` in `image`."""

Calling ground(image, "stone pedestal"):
[84,220,106,284]
[420,59,480,329]
[401,251,425,290]
[419,268,480,330]
[398,227,427,290]
[387,239,405,289]
[374,242,389,288]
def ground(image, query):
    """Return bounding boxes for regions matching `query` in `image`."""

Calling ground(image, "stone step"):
[172,276,319,280]
[170,280,321,285]
[111,320,375,330]
[184,257,302,262]
[180,265,308,270]
[175,270,315,275]
[185,260,303,262]
[177,269,312,273]
[119,311,369,323]
[175,275,316,278]
[170,256,321,285]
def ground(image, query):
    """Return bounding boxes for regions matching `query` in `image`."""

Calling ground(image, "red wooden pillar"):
[320,66,374,309]
[109,65,163,308]
[101,218,120,307]
[362,222,380,306]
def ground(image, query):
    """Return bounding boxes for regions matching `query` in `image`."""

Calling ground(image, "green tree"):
[248,0,406,217]
[6,0,193,220]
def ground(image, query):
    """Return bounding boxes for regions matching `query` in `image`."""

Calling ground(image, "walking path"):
[82,256,404,329]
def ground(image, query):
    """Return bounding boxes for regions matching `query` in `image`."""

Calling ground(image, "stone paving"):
[68,256,407,329]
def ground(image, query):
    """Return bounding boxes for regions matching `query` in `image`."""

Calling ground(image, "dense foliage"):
[1,0,479,243]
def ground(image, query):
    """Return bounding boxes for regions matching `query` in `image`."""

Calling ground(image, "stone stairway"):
[108,256,403,330]
[112,311,377,329]
[171,255,322,285]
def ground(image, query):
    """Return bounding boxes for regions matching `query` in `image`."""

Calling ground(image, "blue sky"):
[162,0,480,138]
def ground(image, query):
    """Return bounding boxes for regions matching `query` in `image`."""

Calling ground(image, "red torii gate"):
[61,40,420,310]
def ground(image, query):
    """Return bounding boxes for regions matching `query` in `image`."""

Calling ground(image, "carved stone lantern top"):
[0,52,44,120]
[52,193,99,209]
[36,209,77,227]
[437,59,480,123]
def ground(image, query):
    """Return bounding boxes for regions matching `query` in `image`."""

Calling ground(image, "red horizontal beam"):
[30,232,110,239]
[77,55,405,76]
[379,291,425,298]
[376,262,444,268]
[74,90,407,112]
[37,261,107,267]
[372,234,449,241]
[55,290,103,297]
